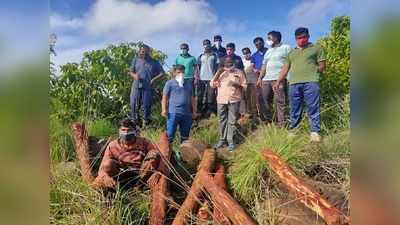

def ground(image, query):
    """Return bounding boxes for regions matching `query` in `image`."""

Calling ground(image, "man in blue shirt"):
[129,44,165,127]
[162,64,197,143]
[211,35,227,60]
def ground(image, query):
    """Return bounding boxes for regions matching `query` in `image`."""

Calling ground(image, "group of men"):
[92,27,326,189]
[128,27,326,151]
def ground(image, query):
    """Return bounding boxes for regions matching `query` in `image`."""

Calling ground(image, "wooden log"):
[172,149,216,225]
[212,164,232,225]
[196,202,212,225]
[198,172,258,225]
[71,122,94,183]
[179,140,208,167]
[150,132,172,225]
[261,149,350,225]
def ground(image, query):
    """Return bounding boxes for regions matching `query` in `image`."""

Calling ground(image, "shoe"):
[227,143,236,151]
[310,132,322,142]
[213,141,227,149]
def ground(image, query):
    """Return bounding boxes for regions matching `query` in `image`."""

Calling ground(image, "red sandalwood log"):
[71,122,94,183]
[150,132,172,225]
[172,149,216,225]
[261,149,350,225]
[198,172,258,225]
[212,164,232,225]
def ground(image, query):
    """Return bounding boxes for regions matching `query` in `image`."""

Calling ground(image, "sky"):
[49,0,351,71]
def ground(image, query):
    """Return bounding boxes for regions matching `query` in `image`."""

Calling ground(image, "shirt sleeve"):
[250,54,256,64]
[262,52,269,65]
[317,45,326,62]
[162,81,171,97]
[284,50,292,67]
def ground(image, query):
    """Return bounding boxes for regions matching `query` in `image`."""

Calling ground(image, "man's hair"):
[242,47,251,53]
[214,35,222,41]
[226,42,235,49]
[119,118,136,129]
[180,43,189,49]
[295,27,309,37]
[223,55,234,64]
[173,64,185,71]
[203,39,211,45]
[268,31,282,43]
[253,37,264,44]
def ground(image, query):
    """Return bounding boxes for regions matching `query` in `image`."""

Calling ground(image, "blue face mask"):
[119,130,137,142]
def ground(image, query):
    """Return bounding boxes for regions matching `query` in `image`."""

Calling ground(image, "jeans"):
[288,82,320,133]
[217,102,240,145]
[259,80,286,126]
[166,113,193,143]
[130,87,153,124]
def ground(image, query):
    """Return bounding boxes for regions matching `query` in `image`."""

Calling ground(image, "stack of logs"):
[71,122,350,225]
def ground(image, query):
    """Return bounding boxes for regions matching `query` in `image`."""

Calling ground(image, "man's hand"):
[194,77,199,85]
[161,110,167,118]
[147,172,161,189]
[213,80,221,87]
[256,78,262,88]
[129,71,139,80]
[272,80,281,92]
[192,112,200,119]
[150,78,156,85]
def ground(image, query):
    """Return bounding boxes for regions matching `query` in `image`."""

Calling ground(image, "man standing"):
[195,39,219,118]
[242,47,258,120]
[211,56,247,151]
[251,37,268,120]
[129,44,165,127]
[211,35,227,60]
[175,43,197,88]
[273,27,326,142]
[257,31,291,126]
[162,65,196,143]
[222,42,244,70]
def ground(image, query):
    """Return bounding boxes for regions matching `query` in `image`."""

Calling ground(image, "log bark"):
[198,172,258,225]
[261,149,350,225]
[196,202,212,225]
[150,132,172,225]
[71,122,94,183]
[212,164,232,225]
[179,140,208,167]
[172,148,216,225]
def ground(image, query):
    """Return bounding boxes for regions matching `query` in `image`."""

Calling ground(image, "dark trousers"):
[166,113,193,143]
[259,80,286,126]
[130,87,152,124]
[196,80,217,116]
[245,83,258,117]
[288,82,321,132]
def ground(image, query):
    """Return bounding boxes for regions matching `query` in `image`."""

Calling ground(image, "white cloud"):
[288,0,349,27]
[50,13,84,30]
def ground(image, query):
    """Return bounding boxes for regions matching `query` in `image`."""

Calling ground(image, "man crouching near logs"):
[92,118,161,189]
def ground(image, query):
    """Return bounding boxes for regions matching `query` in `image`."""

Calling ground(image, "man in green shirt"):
[175,43,197,88]
[273,27,326,142]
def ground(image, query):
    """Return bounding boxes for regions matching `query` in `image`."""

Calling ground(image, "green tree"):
[50,42,167,124]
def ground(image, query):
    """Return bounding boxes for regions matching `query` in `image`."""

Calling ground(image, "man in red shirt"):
[92,118,160,189]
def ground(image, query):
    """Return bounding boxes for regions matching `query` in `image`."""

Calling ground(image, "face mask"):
[214,41,221,47]
[175,73,184,87]
[119,130,136,142]
[296,36,309,48]
[181,49,188,55]
[266,40,274,46]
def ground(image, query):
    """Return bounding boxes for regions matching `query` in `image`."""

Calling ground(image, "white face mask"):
[175,73,184,87]
[215,41,221,47]
[266,40,274,46]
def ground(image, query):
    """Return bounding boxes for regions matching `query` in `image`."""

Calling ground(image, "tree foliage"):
[50,42,167,123]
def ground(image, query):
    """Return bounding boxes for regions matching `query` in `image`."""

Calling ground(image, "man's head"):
[203,39,212,52]
[180,43,189,55]
[173,64,185,77]
[138,44,150,58]
[214,35,222,47]
[267,31,282,46]
[253,37,265,51]
[226,43,235,56]
[119,118,138,143]
[223,56,234,71]
[242,47,252,60]
[294,27,310,48]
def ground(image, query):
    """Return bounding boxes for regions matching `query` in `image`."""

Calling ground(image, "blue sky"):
[49,0,350,71]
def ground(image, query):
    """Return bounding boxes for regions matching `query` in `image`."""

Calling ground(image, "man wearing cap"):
[175,43,197,88]
[211,35,227,60]
[92,118,161,189]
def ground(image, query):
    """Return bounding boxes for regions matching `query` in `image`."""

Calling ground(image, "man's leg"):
[93,154,120,189]
[166,113,178,143]
[260,81,274,122]
[196,81,206,116]
[227,102,240,148]
[303,82,321,133]
[273,80,287,127]
[178,114,193,143]
[206,81,217,115]
[216,104,228,146]
[130,86,140,124]
[143,88,153,124]
[288,83,304,130]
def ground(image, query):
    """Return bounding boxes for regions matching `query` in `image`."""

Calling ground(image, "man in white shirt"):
[241,47,258,119]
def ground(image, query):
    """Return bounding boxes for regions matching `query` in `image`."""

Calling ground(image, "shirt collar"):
[295,42,313,49]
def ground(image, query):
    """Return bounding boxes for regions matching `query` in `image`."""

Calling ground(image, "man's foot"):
[213,140,227,149]
[227,143,236,151]
[310,132,322,142]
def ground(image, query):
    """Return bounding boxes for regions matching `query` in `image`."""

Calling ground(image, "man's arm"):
[318,60,326,73]
[161,94,168,118]
[257,64,267,87]
[151,72,165,84]
[272,64,290,91]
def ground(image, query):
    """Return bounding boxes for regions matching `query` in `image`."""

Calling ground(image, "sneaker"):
[227,143,236,151]
[310,132,322,142]
[213,141,227,149]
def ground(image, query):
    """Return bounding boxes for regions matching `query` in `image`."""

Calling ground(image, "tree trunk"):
[71,122,94,183]
[198,172,258,225]
[172,148,216,225]
[212,164,232,225]
[261,149,350,225]
[150,132,172,225]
